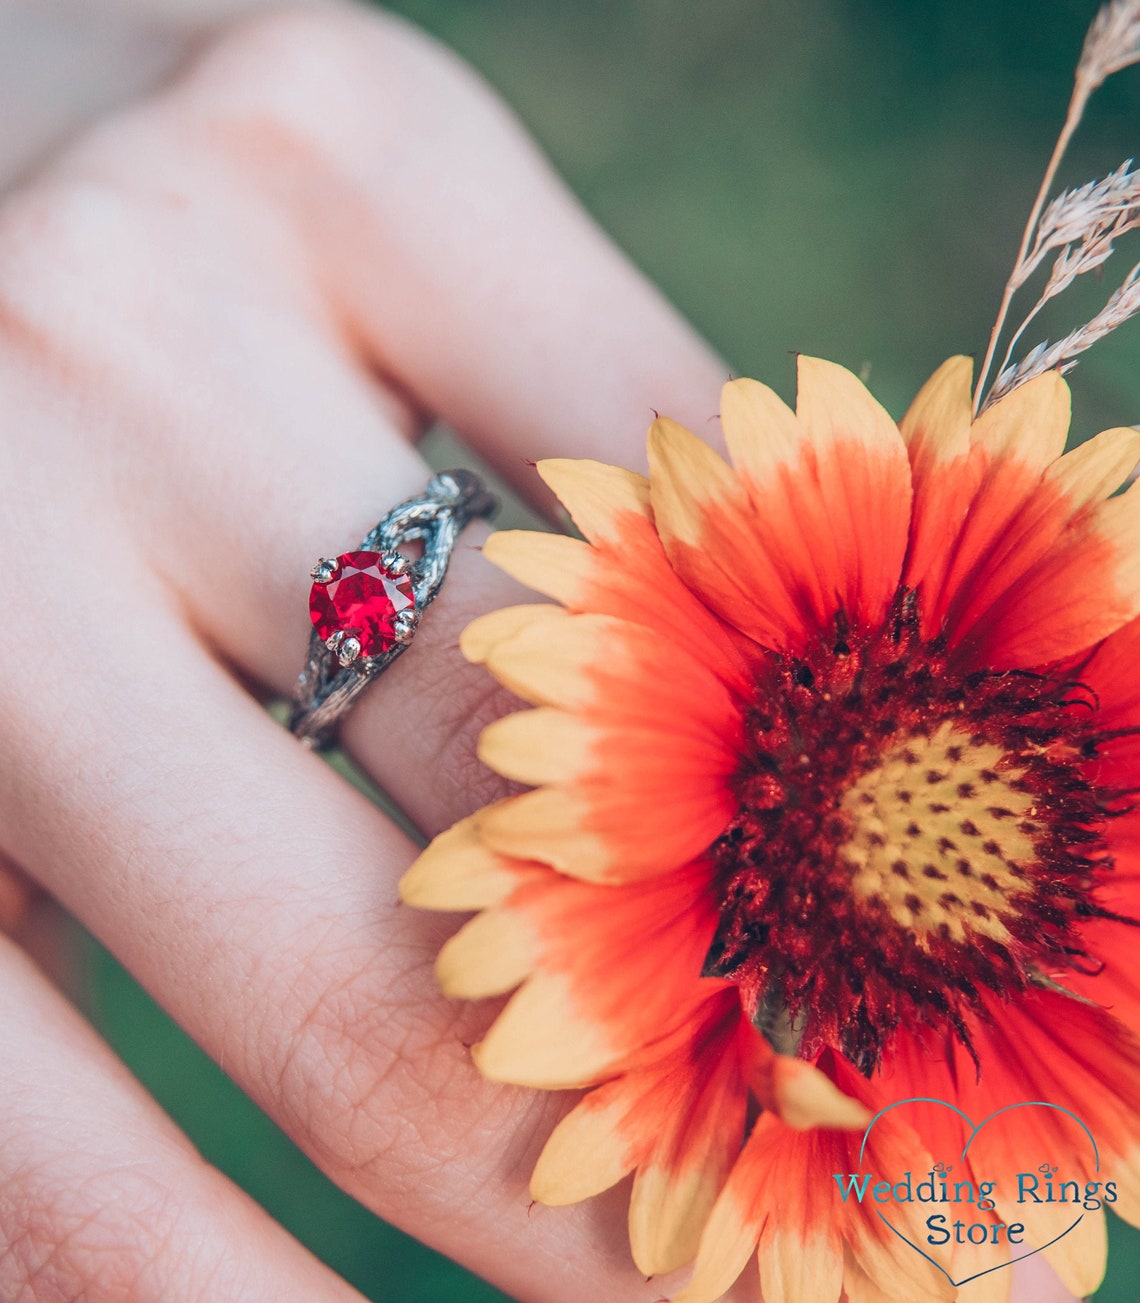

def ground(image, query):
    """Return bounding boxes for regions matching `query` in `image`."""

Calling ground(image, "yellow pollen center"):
[839,721,1038,947]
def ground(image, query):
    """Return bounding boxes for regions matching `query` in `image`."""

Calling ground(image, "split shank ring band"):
[289,469,496,749]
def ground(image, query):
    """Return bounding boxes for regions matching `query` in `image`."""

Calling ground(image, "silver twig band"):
[290,469,496,749]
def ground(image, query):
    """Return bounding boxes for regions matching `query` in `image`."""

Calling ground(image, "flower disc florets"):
[705,589,1121,1074]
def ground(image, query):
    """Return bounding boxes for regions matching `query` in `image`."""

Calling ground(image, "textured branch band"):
[290,469,496,749]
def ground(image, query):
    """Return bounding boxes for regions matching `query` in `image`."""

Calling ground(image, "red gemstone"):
[309,551,415,657]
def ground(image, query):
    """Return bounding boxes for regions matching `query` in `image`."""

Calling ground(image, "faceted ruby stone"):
[309,551,415,657]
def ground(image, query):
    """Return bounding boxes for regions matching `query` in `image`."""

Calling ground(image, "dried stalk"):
[987,263,1140,404]
[995,165,1140,382]
[973,0,1140,414]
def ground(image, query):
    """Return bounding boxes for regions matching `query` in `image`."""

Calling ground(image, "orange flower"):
[400,356,1140,1301]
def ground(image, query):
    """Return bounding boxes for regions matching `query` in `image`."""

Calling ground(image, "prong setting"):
[335,635,362,666]
[382,550,412,576]
[393,610,417,644]
[310,557,340,584]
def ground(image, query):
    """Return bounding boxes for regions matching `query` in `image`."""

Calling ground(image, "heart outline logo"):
[857,1097,1099,1287]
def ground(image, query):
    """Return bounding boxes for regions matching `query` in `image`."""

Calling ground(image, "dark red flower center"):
[704,592,1132,1075]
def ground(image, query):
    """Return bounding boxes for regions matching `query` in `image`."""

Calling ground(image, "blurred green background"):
[81,0,1140,1299]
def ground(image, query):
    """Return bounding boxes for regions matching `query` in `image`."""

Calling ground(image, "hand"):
[0,5,1085,1301]
[0,4,728,1299]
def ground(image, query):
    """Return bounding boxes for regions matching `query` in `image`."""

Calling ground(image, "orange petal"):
[476,614,742,882]
[648,415,802,648]
[477,862,726,1084]
[398,810,535,911]
[840,1247,923,1303]
[677,1096,950,1303]
[939,992,1140,1293]
[906,402,1140,665]
[627,1001,753,1274]
[435,905,537,998]
[1040,1206,1106,1298]
[956,480,1140,667]
[473,970,616,1088]
[905,369,1140,664]
[946,1247,1012,1303]
[720,375,802,480]
[478,704,739,883]
[535,458,651,544]
[482,767,734,883]
[479,788,611,880]
[669,1181,763,1303]
[477,613,601,710]
[791,356,913,631]
[877,1006,1132,1295]
[530,990,763,1226]
[827,1063,955,1302]
[460,603,568,664]
[496,457,764,699]
[899,357,980,604]
[908,449,1046,648]
[1107,1145,1140,1228]
[719,373,839,644]
[1079,608,1140,730]
[482,530,594,606]
[530,1084,639,1205]
[630,1165,721,1277]
[1064,912,1140,1043]
[904,370,1079,652]
[760,1230,844,1303]
[899,355,973,465]
[970,370,1070,463]
[479,609,740,721]
[1044,425,1140,510]
[764,1056,872,1131]
[652,358,912,653]
[647,416,742,549]
[477,708,594,785]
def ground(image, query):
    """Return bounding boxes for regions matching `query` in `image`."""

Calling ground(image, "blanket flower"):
[401,355,1140,1301]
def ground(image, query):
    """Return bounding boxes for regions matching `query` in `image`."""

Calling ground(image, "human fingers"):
[0,0,334,191]
[0,147,717,1303]
[0,931,368,1303]
[0,559,683,1302]
[0,6,729,1298]
[0,0,728,837]
[0,127,691,1294]
[51,1,726,833]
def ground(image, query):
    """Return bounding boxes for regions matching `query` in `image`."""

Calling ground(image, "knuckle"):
[0,1164,182,1303]
[0,175,165,368]
[176,2,476,170]
[0,183,104,346]
[270,942,441,1177]
[180,6,417,132]
[268,927,524,1204]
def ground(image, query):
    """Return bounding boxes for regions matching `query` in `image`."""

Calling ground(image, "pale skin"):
[0,3,1082,1299]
